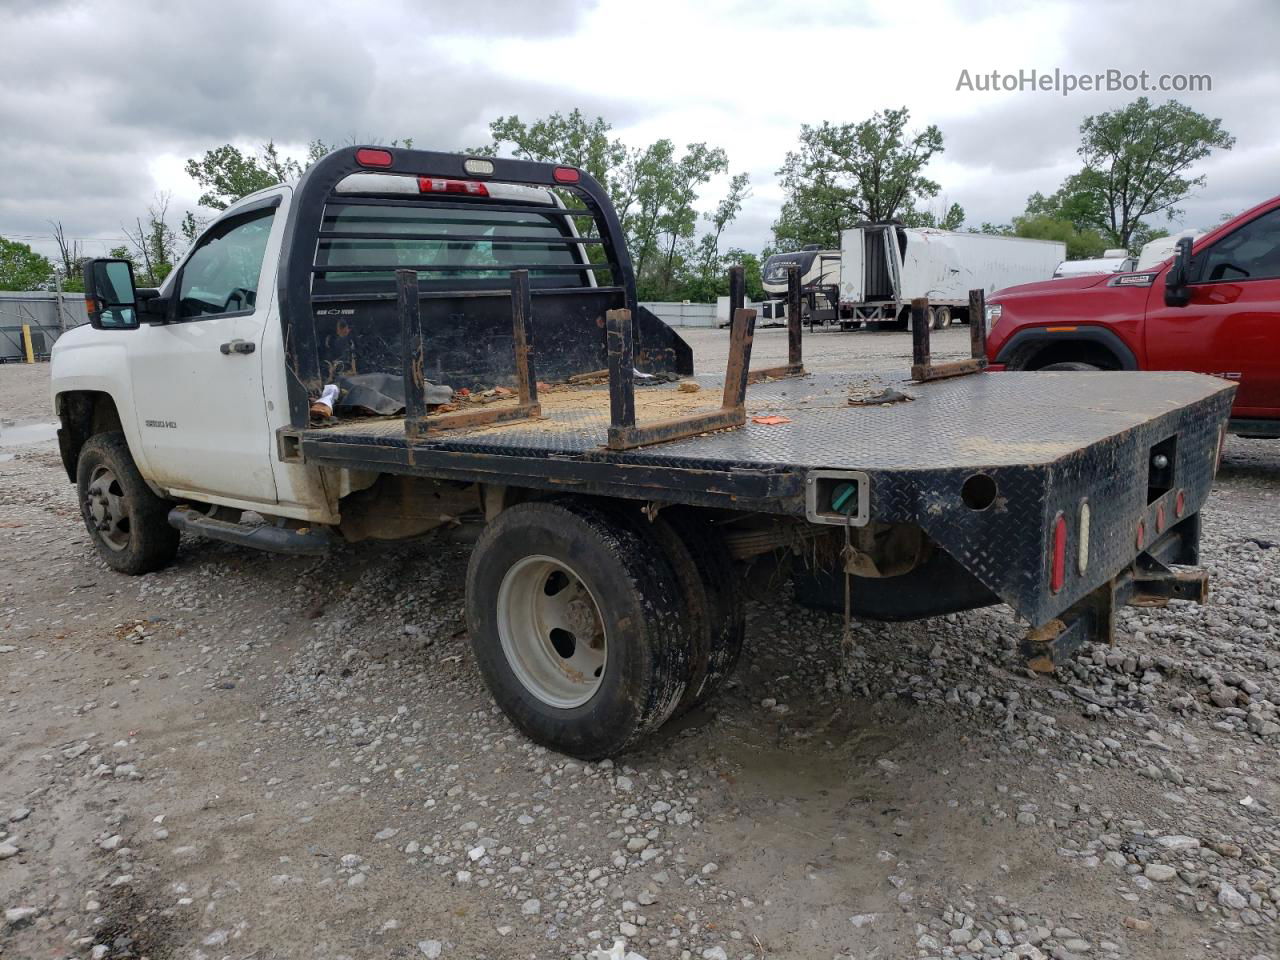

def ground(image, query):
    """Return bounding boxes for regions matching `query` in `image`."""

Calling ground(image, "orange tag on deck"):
[751,415,792,425]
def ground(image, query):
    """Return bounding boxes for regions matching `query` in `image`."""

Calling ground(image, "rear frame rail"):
[606,304,757,451]
[909,290,988,382]
[400,268,542,442]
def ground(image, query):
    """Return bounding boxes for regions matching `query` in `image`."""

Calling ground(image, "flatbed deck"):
[300,369,1230,484]
[298,369,1233,626]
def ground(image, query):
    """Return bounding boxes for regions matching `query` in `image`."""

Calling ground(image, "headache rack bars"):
[392,263,815,450]
[290,146,815,449]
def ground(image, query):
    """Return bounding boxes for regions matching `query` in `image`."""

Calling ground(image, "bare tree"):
[50,221,83,283]
[123,194,180,286]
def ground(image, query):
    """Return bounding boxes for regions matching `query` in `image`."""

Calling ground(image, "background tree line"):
[0,98,1233,297]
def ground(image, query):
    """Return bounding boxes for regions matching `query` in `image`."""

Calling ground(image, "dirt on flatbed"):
[1,328,1278,960]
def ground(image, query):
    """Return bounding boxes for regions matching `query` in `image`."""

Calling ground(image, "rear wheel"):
[647,512,744,716]
[465,499,691,759]
[932,306,952,329]
[76,432,179,575]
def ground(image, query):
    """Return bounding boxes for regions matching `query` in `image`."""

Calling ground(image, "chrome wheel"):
[85,464,130,551]
[496,555,607,708]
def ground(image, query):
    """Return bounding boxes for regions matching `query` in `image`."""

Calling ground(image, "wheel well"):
[1010,339,1123,371]
[56,391,124,483]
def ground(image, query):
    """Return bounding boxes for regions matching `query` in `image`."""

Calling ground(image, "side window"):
[177,209,275,319]
[1195,207,1280,284]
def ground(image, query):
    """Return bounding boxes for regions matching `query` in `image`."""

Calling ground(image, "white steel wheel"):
[496,555,608,708]
[85,463,131,552]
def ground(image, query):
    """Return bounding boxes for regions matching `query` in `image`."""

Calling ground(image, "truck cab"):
[986,194,1280,436]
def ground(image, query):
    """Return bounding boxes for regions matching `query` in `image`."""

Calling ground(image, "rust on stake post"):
[606,305,757,451]
[909,292,987,383]
[747,263,806,384]
[399,267,542,444]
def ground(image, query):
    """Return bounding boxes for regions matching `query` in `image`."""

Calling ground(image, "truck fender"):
[995,326,1138,371]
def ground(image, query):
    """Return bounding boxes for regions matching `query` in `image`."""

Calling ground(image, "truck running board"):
[167,506,331,556]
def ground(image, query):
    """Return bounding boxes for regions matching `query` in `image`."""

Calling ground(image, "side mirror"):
[1163,236,1194,308]
[84,259,139,329]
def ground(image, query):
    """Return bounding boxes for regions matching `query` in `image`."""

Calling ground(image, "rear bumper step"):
[168,506,330,556]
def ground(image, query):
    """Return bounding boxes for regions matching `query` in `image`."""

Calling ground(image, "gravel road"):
[1,327,1277,960]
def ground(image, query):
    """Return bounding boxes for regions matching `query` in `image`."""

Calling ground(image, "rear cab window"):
[314,176,595,295]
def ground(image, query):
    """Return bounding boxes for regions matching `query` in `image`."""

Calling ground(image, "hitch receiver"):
[1022,556,1209,672]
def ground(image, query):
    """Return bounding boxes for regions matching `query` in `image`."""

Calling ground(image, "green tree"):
[1008,214,1107,260]
[184,139,343,210]
[1070,98,1234,248]
[0,236,54,290]
[185,143,289,210]
[774,107,945,249]
[903,201,965,230]
[490,110,627,200]
[692,173,751,294]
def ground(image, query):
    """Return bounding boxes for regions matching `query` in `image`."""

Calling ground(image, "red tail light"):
[1155,503,1166,534]
[1136,520,1147,551]
[1175,489,1186,518]
[1050,512,1067,594]
[417,178,488,196]
[553,166,580,184]
[355,148,393,168]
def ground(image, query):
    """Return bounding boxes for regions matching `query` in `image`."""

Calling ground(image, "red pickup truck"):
[985,194,1280,438]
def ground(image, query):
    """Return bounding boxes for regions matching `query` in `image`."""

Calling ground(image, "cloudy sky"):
[1,0,1274,262]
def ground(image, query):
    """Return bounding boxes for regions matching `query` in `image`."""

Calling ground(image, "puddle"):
[0,420,58,447]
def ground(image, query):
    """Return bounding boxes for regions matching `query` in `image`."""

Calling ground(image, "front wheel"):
[76,432,179,575]
[1038,361,1100,371]
[932,306,952,329]
[465,500,691,759]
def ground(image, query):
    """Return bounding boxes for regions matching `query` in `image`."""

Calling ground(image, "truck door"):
[126,199,283,504]
[1144,205,1280,417]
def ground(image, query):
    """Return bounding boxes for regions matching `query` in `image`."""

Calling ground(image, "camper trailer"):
[760,245,840,324]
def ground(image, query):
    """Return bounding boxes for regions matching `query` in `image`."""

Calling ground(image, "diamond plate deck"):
[305,370,1228,471]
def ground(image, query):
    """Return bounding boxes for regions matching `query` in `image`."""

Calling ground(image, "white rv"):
[1136,231,1202,270]
[760,245,841,323]
[1052,249,1137,278]
[838,224,1065,329]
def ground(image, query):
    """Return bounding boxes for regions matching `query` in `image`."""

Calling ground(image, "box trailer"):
[838,224,1065,330]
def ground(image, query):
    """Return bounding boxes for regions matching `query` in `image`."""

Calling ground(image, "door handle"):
[220,339,255,355]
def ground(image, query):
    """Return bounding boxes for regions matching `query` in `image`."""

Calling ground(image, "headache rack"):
[278,146,817,451]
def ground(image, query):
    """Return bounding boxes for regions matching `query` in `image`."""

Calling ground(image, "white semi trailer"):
[838,224,1065,330]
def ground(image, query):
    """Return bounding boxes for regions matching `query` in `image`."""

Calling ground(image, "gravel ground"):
[1,328,1277,960]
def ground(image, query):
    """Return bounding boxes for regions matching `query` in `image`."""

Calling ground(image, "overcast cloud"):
[0,0,1272,260]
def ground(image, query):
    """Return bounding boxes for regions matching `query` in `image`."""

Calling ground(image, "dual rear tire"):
[465,499,743,759]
